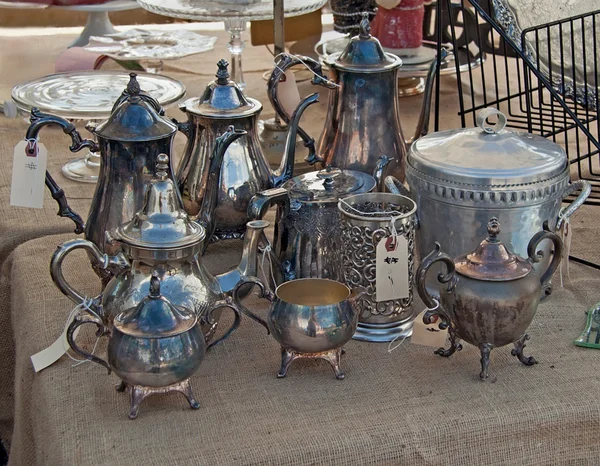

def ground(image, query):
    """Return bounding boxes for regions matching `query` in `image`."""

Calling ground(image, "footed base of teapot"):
[116,378,200,420]
[352,319,414,343]
[277,347,345,380]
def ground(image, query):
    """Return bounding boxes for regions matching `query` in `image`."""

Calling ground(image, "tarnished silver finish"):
[338,192,418,342]
[175,59,318,240]
[25,73,179,268]
[395,108,590,292]
[233,277,362,379]
[66,274,241,419]
[51,142,268,340]
[416,218,563,380]
[248,165,381,281]
[268,14,442,181]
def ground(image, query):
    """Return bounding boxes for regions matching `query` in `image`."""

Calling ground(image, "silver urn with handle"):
[415,218,563,380]
[387,107,590,297]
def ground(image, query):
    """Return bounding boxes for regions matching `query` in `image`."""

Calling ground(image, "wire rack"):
[426,0,600,206]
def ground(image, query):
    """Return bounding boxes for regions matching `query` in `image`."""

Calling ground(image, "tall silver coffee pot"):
[26,73,179,282]
[175,59,318,241]
[268,14,439,181]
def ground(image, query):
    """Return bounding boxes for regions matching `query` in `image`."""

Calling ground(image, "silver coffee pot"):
[249,164,385,281]
[415,218,563,380]
[51,144,265,340]
[26,74,179,282]
[66,273,238,419]
[268,14,439,181]
[175,59,318,241]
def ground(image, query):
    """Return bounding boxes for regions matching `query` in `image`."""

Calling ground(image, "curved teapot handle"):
[415,243,457,327]
[27,108,99,234]
[267,53,332,165]
[66,309,111,373]
[556,180,591,230]
[50,239,130,310]
[527,223,564,297]
[232,276,274,334]
[203,297,242,350]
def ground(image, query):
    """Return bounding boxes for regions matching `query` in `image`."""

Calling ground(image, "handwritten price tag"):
[277,70,301,117]
[410,310,449,348]
[375,235,409,302]
[10,139,47,209]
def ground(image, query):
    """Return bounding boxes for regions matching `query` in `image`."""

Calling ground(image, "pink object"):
[7,0,111,4]
[371,0,425,51]
[55,47,106,72]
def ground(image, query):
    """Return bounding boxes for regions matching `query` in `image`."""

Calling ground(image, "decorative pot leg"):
[479,343,493,380]
[511,334,538,366]
[434,329,463,358]
[277,347,346,379]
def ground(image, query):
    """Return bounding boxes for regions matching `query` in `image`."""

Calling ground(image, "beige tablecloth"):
[3,25,600,466]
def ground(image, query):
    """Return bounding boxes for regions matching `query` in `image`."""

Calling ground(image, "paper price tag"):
[31,326,79,373]
[10,139,47,209]
[376,235,409,302]
[410,310,449,348]
[277,70,302,118]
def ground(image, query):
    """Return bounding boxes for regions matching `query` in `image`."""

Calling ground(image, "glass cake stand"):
[12,71,186,183]
[135,0,328,90]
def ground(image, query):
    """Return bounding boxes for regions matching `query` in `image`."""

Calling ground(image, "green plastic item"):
[574,302,600,349]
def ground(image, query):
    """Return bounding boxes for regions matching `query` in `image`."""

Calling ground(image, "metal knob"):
[317,167,342,190]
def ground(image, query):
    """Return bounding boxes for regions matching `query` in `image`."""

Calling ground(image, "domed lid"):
[283,166,376,205]
[409,108,568,186]
[114,154,206,250]
[326,14,402,73]
[179,59,261,118]
[94,73,177,141]
[455,218,532,281]
[114,273,198,338]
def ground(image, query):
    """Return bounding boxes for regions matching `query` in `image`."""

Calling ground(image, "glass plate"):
[136,0,328,21]
[12,71,186,120]
[84,29,217,60]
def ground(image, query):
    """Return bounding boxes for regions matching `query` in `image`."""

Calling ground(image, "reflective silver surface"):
[338,192,418,342]
[234,277,361,379]
[176,61,318,239]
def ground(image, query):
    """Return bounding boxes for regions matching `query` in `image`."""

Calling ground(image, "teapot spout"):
[408,48,450,145]
[198,125,247,245]
[271,93,320,187]
[216,220,281,295]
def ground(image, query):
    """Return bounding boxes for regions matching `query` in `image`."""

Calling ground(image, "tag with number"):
[375,235,409,302]
[10,139,47,209]
[410,310,449,348]
[277,70,302,117]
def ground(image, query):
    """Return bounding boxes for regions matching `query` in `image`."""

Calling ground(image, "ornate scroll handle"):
[527,222,564,297]
[50,239,130,311]
[475,107,507,134]
[556,180,591,230]
[415,243,457,328]
[232,276,275,334]
[66,310,111,373]
[203,297,242,350]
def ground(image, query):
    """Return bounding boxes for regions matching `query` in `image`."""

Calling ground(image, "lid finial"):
[359,12,371,39]
[216,59,230,85]
[155,153,169,180]
[126,73,141,96]
[487,217,500,242]
[149,272,161,298]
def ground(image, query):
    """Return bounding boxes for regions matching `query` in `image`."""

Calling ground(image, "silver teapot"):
[233,277,363,379]
[268,14,439,181]
[248,164,386,281]
[26,74,179,281]
[51,143,265,339]
[415,218,563,380]
[175,59,318,241]
[66,273,238,419]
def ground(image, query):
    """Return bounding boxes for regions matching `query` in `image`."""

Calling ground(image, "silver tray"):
[12,71,186,120]
[84,29,216,61]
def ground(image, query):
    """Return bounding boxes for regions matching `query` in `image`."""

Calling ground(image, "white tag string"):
[274,53,341,89]
[259,241,277,293]
[389,299,440,353]
[558,209,572,288]
[64,298,102,367]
